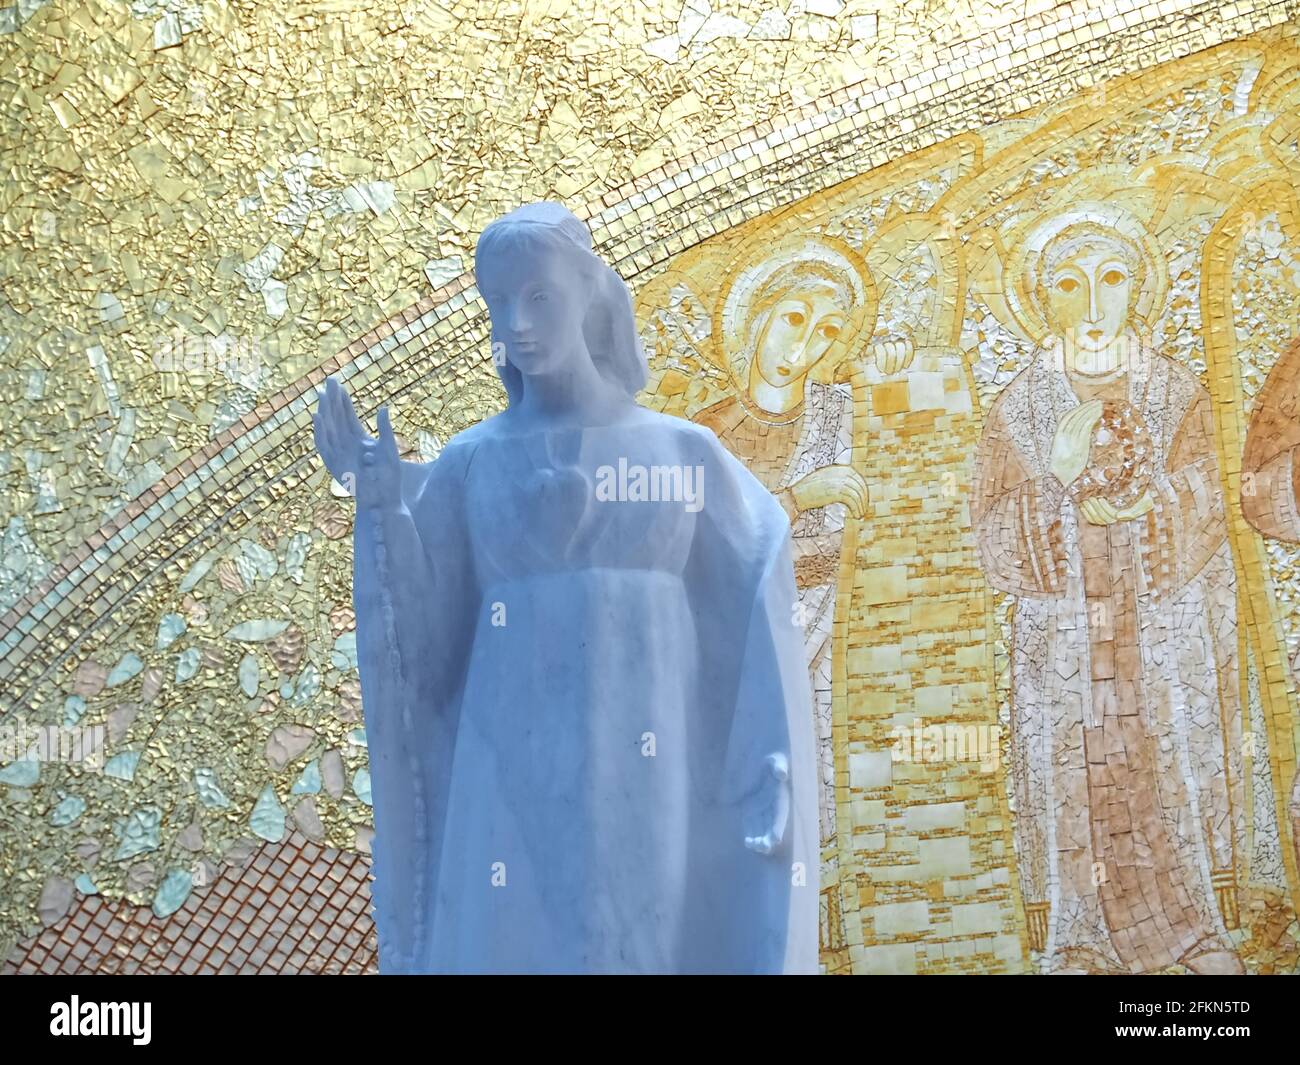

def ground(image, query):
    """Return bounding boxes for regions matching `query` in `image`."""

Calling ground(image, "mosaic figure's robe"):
[973,339,1244,974]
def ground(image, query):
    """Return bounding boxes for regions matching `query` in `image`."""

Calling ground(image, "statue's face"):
[1045,242,1134,358]
[479,245,588,376]
[751,286,845,389]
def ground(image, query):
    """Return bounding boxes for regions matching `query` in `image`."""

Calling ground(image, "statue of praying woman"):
[313,201,818,974]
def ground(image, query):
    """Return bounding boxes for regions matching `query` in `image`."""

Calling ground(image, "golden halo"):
[710,231,877,387]
[1004,197,1168,345]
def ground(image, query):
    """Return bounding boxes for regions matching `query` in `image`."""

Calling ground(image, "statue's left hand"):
[313,376,402,510]
[744,752,791,856]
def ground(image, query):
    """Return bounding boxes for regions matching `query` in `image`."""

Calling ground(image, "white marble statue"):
[313,201,818,974]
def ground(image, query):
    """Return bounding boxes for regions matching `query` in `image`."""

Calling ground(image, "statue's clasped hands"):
[313,376,403,511]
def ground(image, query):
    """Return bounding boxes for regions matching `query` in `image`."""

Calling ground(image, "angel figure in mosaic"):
[971,200,1246,974]
[640,232,900,858]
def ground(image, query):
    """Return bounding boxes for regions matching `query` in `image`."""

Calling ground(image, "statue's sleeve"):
[970,398,1070,597]
[352,440,479,974]
[679,425,819,974]
[1136,386,1228,595]
[1242,336,1300,542]
[399,456,433,503]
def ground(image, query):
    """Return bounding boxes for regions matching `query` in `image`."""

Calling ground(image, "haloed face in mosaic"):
[1045,240,1136,359]
[751,286,846,389]
[480,246,590,376]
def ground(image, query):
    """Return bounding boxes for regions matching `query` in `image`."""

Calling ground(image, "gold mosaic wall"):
[3,0,1300,973]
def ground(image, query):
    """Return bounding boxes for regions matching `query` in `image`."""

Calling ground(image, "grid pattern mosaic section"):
[3,834,377,975]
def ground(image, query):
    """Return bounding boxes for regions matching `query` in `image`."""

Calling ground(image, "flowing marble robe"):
[972,339,1244,974]
[352,406,819,974]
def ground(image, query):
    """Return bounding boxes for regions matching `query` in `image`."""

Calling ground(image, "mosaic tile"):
[3,1,1300,975]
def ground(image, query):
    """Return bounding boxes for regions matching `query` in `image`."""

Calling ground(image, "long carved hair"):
[474,201,648,405]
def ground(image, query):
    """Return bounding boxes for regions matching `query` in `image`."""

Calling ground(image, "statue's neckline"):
[486,408,661,440]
